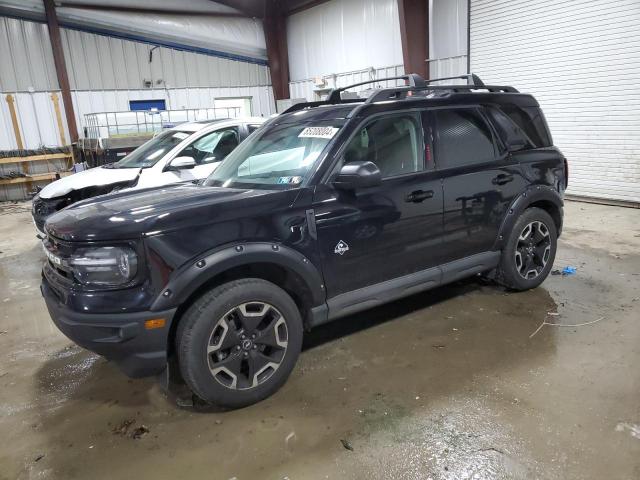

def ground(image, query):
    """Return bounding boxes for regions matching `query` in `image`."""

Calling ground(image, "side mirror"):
[166,156,196,171]
[333,161,381,190]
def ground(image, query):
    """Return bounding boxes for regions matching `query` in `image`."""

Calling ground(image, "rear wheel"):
[176,278,303,408]
[496,207,557,291]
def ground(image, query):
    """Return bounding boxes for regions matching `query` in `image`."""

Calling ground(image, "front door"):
[433,107,528,262]
[164,126,241,183]
[313,111,444,298]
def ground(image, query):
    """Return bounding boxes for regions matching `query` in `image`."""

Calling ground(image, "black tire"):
[496,207,557,291]
[176,278,303,409]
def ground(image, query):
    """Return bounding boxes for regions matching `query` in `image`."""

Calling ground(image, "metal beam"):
[208,0,264,18]
[264,0,290,100]
[397,0,429,79]
[43,0,78,144]
[59,2,249,18]
[286,0,332,15]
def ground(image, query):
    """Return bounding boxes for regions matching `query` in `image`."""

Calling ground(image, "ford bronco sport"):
[41,74,567,408]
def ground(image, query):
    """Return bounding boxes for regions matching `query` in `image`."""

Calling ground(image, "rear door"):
[313,111,444,298]
[435,107,527,262]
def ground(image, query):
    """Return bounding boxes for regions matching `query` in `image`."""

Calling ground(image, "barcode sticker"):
[298,127,339,139]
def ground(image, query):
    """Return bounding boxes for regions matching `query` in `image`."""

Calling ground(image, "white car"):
[32,117,265,236]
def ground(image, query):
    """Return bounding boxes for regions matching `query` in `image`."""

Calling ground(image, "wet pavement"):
[0,200,638,480]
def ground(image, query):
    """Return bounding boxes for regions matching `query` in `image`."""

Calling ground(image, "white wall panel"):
[470,0,640,204]
[0,16,58,92]
[287,0,403,81]
[0,16,275,151]
[1,16,271,92]
[289,65,405,101]
[0,92,68,150]
[71,87,275,135]
[429,0,468,79]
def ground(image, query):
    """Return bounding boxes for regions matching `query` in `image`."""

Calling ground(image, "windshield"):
[205,120,344,189]
[114,130,192,168]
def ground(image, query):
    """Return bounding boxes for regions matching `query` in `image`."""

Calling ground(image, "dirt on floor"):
[0,200,638,480]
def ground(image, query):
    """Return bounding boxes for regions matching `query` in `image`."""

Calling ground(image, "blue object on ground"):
[562,266,577,275]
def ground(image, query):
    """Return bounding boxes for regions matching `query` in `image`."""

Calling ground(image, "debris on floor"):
[131,425,150,440]
[111,418,136,436]
[562,266,577,275]
[340,439,354,451]
[33,453,45,463]
[615,422,640,440]
[530,316,606,338]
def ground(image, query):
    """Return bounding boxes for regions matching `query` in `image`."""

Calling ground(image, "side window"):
[485,107,533,151]
[433,109,496,169]
[343,113,423,178]
[178,127,239,165]
[498,106,552,148]
[248,124,261,134]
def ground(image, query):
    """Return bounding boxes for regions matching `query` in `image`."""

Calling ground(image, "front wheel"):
[176,278,303,408]
[496,207,557,291]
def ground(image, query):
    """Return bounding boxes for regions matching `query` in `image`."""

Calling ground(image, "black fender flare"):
[150,242,326,312]
[493,185,564,251]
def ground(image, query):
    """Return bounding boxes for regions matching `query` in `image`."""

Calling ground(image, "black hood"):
[45,183,296,242]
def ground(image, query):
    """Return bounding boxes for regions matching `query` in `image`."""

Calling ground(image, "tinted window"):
[343,113,423,178]
[486,107,532,151]
[498,105,552,148]
[248,124,262,134]
[434,109,495,168]
[178,127,239,165]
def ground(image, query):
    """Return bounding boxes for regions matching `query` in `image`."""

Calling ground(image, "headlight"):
[69,246,137,286]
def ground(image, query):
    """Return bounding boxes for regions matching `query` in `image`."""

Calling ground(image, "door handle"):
[405,189,434,203]
[492,173,514,185]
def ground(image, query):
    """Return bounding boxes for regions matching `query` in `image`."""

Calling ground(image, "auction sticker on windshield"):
[298,127,339,139]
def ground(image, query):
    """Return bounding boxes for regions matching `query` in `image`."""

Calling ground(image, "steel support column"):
[397,0,429,79]
[43,0,78,143]
[264,0,290,100]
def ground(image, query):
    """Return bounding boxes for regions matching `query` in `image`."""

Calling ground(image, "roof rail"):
[424,73,485,87]
[279,73,518,115]
[325,73,427,103]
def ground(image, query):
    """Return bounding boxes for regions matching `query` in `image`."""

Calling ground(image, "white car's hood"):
[39,166,140,199]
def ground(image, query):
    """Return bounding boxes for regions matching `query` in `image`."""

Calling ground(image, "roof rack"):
[280,73,518,115]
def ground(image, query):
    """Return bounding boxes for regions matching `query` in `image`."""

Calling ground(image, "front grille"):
[42,235,76,287]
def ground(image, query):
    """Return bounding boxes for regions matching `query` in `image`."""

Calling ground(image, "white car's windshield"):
[205,121,344,189]
[113,130,191,168]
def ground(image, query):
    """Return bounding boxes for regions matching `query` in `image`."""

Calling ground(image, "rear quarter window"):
[498,105,553,148]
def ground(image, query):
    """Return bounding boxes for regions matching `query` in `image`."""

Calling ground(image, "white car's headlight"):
[69,246,137,286]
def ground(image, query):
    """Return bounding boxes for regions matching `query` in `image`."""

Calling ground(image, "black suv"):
[41,74,567,408]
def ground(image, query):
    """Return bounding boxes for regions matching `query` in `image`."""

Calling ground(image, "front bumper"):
[41,280,176,377]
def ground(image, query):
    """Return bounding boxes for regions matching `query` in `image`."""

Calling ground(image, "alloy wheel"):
[514,220,552,280]
[206,302,288,390]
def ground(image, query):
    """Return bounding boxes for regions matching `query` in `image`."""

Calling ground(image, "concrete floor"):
[0,200,638,480]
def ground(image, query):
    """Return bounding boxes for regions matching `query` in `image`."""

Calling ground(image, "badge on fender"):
[334,240,349,255]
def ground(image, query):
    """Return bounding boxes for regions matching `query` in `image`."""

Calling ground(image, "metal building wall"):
[470,0,640,204]
[0,16,275,151]
[286,0,403,83]
[429,0,468,80]
[289,65,405,101]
